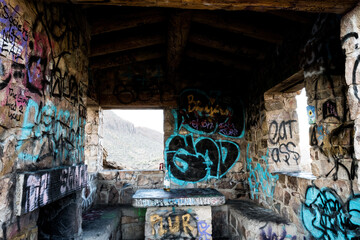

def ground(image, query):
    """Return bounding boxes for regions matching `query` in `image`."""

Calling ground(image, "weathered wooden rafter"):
[185,46,253,71]
[90,9,166,35]
[192,12,283,44]
[90,45,165,69]
[91,32,165,57]
[167,10,192,86]
[188,32,265,60]
[57,0,358,14]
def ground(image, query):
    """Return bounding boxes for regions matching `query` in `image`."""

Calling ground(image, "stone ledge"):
[132,188,225,208]
[82,206,122,240]
[272,171,317,180]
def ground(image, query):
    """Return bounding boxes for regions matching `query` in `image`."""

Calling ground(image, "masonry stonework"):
[0,1,89,239]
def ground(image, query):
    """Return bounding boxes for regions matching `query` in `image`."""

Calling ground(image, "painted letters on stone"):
[165,89,244,185]
[16,164,87,215]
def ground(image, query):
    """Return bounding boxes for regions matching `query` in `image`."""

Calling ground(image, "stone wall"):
[163,89,249,200]
[96,170,164,205]
[244,13,360,239]
[0,1,89,239]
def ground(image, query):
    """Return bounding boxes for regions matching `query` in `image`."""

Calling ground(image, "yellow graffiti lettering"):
[187,95,196,113]
[168,216,180,233]
[150,214,167,236]
[182,213,194,235]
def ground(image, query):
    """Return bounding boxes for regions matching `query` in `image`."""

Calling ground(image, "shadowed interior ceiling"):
[55,0,358,107]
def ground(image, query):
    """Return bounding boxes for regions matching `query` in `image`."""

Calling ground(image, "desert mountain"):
[102,110,164,170]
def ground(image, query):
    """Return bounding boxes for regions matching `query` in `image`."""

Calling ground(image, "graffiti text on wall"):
[17,164,87,215]
[260,226,298,240]
[246,144,278,200]
[174,89,245,138]
[165,133,240,185]
[16,99,86,164]
[342,32,360,101]
[150,210,211,239]
[0,0,29,63]
[268,120,300,165]
[302,185,360,239]
[165,89,243,185]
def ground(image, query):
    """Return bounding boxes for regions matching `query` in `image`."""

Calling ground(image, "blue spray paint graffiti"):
[302,185,360,239]
[16,99,85,164]
[165,89,244,185]
[260,226,297,240]
[197,219,211,240]
[246,144,279,200]
[0,0,29,62]
[165,133,240,185]
[174,89,245,138]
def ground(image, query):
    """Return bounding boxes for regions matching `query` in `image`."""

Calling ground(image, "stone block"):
[109,186,119,205]
[347,86,360,120]
[98,171,118,180]
[265,100,284,111]
[286,176,298,191]
[99,190,109,205]
[145,206,212,240]
[122,216,139,224]
[137,175,150,187]
[284,191,291,206]
[119,187,135,204]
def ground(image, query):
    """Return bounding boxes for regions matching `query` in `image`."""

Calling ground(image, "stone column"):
[341,6,360,190]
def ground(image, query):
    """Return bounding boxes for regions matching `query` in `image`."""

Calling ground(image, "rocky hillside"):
[102,110,164,170]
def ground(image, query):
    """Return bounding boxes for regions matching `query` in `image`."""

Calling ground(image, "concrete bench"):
[228,200,298,240]
[82,206,122,240]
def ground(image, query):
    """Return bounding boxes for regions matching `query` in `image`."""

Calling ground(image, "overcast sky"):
[112,109,164,133]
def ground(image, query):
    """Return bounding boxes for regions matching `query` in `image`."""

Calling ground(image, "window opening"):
[296,89,311,172]
[102,109,164,170]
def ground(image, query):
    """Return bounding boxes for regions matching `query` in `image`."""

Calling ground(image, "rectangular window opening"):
[295,88,312,172]
[102,109,164,170]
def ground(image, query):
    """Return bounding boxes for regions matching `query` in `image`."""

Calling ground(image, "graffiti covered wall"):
[0,1,89,239]
[243,13,360,239]
[164,89,246,192]
[145,206,212,240]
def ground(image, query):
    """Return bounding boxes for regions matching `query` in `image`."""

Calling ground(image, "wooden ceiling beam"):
[192,12,283,44]
[91,32,165,57]
[167,10,192,85]
[90,9,166,36]
[188,32,265,60]
[55,0,358,14]
[90,46,165,69]
[185,47,253,71]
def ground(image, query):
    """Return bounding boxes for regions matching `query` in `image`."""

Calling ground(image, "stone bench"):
[228,200,297,240]
[132,188,226,240]
[82,206,122,240]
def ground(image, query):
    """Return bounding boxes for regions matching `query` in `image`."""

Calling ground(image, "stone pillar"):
[85,105,104,172]
[341,6,360,190]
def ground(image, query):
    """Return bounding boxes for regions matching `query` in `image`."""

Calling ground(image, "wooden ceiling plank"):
[90,46,165,69]
[185,47,253,71]
[188,32,265,60]
[91,9,166,35]
[167,10,192,84]
[58,0,358,14]
[91,33,165,57]
[192,12,283,44]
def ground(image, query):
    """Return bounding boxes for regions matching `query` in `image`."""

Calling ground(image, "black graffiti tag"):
[165,134,240,183]
[271,142,300,165]
[268,120,297,145]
